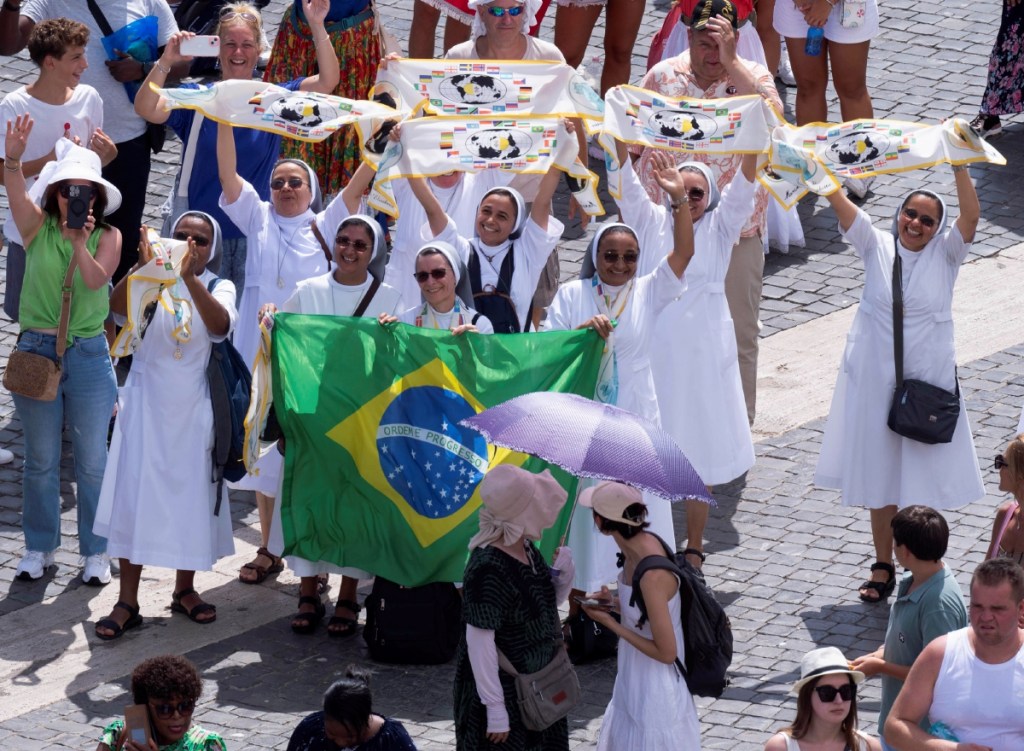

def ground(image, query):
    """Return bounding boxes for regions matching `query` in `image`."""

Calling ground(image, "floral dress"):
[100,720,225,751]
[979,0,1024,116]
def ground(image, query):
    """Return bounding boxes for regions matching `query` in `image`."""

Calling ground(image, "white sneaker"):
[0,448,13,465]
[82,553,111,586]
[15,550,55,580]
[777,43,797,87]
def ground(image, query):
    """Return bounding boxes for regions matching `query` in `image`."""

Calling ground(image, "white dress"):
[596,575,700,751]
[95,271,238,570]
[815,210,985,508]
[398,301,495,334]
[386,171,512,309]
[267,271,403,578]
[621,159,756,485]
[544,260,681,590]
[219,182,346,494]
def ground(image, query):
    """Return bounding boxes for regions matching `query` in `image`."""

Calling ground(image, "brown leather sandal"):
[238,546,284,584]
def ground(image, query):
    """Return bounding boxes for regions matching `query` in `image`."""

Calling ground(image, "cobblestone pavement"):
[1,0,1022,749]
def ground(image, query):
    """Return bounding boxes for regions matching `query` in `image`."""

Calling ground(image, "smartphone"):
[573,596,608,608]
[124,704,153,748]
[65,184,93,230]
[180,35,220,57]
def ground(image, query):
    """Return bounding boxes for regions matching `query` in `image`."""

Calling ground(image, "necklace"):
[277,222,305,289]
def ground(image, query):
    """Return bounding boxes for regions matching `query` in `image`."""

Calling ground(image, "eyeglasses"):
[813,684,855,703]
[602,251,639,265]
[902,207,937,229]
[173,232,211,247]
[271,177,307,191]
[414,268,448,283]
[150,700,195,719]
[486,5,524,16]
[219,9,259,23]
[686,187,706,201]
[335,237,370,252]
[995,454,1009,470]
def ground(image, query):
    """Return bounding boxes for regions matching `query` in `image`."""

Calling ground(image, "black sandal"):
[327,598,361,639]
[858,562,896,603]
[683,548,707,568]
[291,595,325,635]
[171,588,217,624]
[95,601,143,641]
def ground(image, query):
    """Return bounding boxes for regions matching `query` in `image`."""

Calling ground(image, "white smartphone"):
[180,35,220,57]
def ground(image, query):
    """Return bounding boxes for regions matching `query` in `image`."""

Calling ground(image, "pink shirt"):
[635,52,782,239]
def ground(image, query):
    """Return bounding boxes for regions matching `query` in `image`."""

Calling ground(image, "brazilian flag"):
[273,314,603,586]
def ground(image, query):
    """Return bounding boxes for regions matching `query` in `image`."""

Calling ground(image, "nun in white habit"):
[543,151,695,592]
[392,241,494,334]
[617,146,758,568]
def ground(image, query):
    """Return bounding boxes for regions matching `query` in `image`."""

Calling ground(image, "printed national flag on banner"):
[272,316,603,586]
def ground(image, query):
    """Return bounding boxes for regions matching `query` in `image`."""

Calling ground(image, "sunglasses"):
[686,187,706,201]
[150,700,195,719]
[995,454,1009,470]
[271,177,307,191]
[902,207,937,229]
[486,5,523,16]
[219,9,259,23]
[173,232,211,248]
[602,251,639,265]
[414,268,448,283]
[814,683,856,703]
[335,237,370,252]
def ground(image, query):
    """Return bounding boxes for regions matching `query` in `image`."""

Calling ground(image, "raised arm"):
[408,176,450,237]
[340,160,377,215]
[135,32,195,125]
[216,122,244,205]
[296,0,341,94]
[826,187,860,233]
[952,165,979,244]
[181,241,231,336]
[530,159,562,232]
[0,12,32,56]
[3,116,45,244]
[650,151,695,279]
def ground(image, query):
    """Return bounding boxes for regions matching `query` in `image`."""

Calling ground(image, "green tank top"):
[19,215,111,345]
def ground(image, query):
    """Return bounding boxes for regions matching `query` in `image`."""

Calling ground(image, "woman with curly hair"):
[97,655,225,751]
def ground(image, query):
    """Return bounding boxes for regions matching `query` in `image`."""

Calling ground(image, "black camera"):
[65,184,93,230]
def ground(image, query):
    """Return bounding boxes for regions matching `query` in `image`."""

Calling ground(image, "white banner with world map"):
[366,115,602,218]
[153,79,406,142]
[761,116,1007,207]
[371,58,604,124]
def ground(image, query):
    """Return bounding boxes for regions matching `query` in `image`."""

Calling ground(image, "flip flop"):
[171,588,217,624]
[95,601,143,641]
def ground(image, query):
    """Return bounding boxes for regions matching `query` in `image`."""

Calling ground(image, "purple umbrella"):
[459,392,713,504]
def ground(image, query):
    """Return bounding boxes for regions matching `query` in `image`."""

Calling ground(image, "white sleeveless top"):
[782,731,870,751]
[928,627,1024,750]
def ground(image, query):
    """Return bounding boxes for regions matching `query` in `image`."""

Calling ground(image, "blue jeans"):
[219,237,248,308]
[12,331,117,556]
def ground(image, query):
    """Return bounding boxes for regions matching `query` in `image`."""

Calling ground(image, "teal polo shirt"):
[879,566,967,738]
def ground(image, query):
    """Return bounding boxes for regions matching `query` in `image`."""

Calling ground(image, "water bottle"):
[805,26,824,56]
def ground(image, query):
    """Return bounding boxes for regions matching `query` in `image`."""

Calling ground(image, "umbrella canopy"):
[460,392,713,503]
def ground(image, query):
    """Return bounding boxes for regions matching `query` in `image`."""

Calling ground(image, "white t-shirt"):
[0,84,103,244]
[23,0,177,143]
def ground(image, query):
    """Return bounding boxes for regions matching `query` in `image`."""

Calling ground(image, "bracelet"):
[670,196,690,212]
[4,159,20,171]
[314,34,330,46]
[154,60,171,75]
[2,1,22,13]
[952,164,969,173]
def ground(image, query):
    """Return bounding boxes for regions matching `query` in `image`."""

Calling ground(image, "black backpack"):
[629,535,733,698]
[206,278,252,513]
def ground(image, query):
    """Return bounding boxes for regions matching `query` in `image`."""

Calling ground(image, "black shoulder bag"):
[886,245,960,444]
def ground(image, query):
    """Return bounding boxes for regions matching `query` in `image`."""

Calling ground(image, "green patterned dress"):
[100,719,226,751]
[453,543,568,751]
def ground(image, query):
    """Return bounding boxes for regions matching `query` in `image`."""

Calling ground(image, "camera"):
[65,184,93,230]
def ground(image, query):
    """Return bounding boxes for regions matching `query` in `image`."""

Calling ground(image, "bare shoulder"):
[763,732,790,751]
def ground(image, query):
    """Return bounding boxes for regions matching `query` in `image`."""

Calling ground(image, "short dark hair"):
[43,181,111,227]
[323,666,374,735]
[972,558,1024,603]
[131,655,203,704]
[28,18,89,66]
[891,505,949,562]
[594,502,650,539]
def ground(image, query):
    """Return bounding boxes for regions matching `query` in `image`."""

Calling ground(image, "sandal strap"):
[682,548,707,563]
[172,588,198,603]
[870,561,896,577]
[298,595,323,607]
[256,546,282,564]
[112,600,140,617]
[335,598,361,614]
